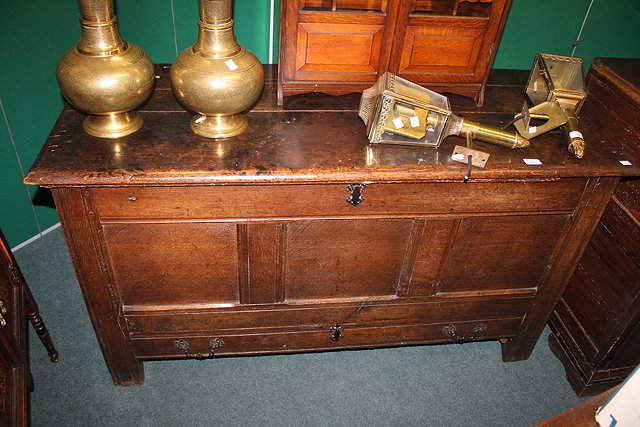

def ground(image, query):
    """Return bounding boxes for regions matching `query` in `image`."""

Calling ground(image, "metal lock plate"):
[452,145,490,168]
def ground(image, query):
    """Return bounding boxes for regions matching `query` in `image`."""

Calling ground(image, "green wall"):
[1,0,639,248]
[493,0,640,69]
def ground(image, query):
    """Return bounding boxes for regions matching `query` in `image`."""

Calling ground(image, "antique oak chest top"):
[25,65,639,385]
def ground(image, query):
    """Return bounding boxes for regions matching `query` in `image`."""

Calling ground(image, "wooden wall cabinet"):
[278,0,512,105]
[0,231,58,426]
[549,58,640,396]
[24,66,639,386]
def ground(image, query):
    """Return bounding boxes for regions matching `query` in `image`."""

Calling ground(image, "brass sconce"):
[359,73,529,150]
[513,53,586,158]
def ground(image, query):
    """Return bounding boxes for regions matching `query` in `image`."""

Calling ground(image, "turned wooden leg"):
[23,288,59,362]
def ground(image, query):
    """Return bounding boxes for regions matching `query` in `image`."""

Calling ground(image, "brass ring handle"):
[173,338,225,359]
[0,301,7,327]
[442,323,488,341]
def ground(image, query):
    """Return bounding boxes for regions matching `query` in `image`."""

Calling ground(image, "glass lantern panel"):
[302,0,386,12]
[526,60,551,105]
[378,105,449,146]
[455,0,492,17]
[393,76,450,110]
[411,0,492,17]
[542,56,585,93]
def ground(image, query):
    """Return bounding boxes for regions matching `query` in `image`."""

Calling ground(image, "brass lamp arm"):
[459,119,530,149]
[562,108,585,159]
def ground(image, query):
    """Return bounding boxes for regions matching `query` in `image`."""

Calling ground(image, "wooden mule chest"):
[25,66,639,385]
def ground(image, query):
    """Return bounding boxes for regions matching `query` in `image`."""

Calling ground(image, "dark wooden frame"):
[0,230,58,425]
[548,58,640,397]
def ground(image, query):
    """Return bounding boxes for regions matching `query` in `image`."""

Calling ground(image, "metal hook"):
[464,132,473,183]
[464,155,473,183]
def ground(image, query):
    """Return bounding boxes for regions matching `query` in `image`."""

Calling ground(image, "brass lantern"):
[513,53,586,158]
[359,73,529,150]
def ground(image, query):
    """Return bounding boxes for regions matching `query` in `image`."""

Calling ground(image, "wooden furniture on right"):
[549,58,640,397]
[0,229,58,425]
[278,0,512,105]
[537,387,616,427]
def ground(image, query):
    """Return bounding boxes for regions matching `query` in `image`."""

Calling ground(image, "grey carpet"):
[15,227,583,426]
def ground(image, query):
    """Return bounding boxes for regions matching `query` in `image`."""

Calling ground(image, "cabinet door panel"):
[437,214,570,293]
[399,20,486,75]
[283,219,413,300]
[103,223,240,306]
[295,22,384,77]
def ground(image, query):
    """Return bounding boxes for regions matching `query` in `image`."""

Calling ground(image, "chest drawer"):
[131,317,524,360]
[124,295,533,335]
[91,180,585,220]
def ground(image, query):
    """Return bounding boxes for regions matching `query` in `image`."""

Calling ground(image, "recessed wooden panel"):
[103,222,240,306]
[283,219,412,300]
[295,22,383,75]
[244,223,282,304]
[561,228,639,350]
[438,214,571,293]
[409,219,456,296]
[399,23,486,74]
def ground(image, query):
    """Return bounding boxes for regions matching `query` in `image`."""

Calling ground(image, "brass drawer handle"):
[173,338,225,359]
[0,300,6,327]
[442,323,488,341]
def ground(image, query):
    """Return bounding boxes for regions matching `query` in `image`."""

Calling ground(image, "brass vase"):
[171,0,264,138]
[57,0,155,138]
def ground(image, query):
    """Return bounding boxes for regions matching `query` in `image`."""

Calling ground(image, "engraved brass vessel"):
[171,0,264,138]
[56,0,155,138]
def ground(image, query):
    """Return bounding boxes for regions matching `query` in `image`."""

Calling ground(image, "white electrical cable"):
[170,0,180,56]
[269,0,275,64]
[572,0,595,56]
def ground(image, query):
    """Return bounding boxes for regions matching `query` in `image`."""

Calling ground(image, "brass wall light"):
[513,53,586,158]
[359,73,529,150]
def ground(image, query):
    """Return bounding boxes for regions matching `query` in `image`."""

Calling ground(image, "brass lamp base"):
[84,112,144,139]
[190,114,248,139]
